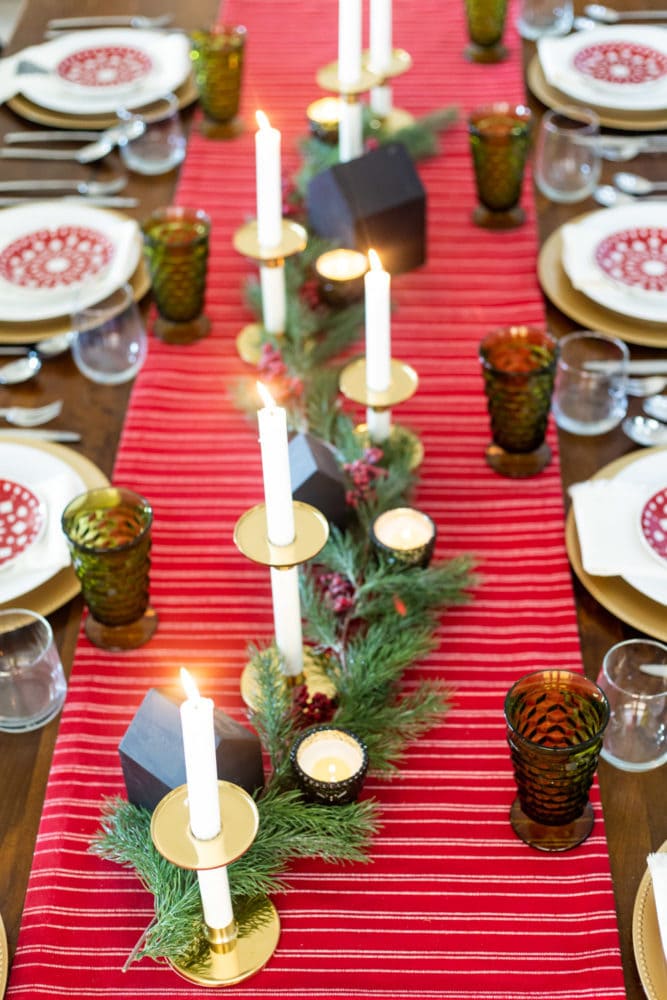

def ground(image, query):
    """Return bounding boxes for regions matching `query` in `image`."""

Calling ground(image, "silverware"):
[46,13,174,30]
[587,360,667,376]
[4,130,102,144]
[0,333,74,358]
[575,135,667,161]
[584,2,667,21]
[639,664,667,677]
[622,414,667,447]
[643,395,667,422]
[0,120,145,165]
[0,428,80,442]
[0,400,63,427]
[614,172,667,197]
[0,177,127,196]
[0,354,42,385]
[0,195,138,207]
[627,376,667,398]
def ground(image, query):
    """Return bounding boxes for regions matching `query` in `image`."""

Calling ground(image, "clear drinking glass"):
[552,331,628,435]
[116,93,186,176]
[71,283,148,385]
[516,0,573,38]
[0,609,67,732]
[534,107,601,204]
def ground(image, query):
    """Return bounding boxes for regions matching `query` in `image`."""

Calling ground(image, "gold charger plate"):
[527,56,667,132]
[0,909,7,998]
[0,436,109,616]
[0,256,150,345]
[538,223,667,349]
[633,839,667,1000]
[6,73,198,131]
[565,446,667,642]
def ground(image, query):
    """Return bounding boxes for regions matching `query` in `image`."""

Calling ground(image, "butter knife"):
[0,429,80,442]
[46,14,174,29]
[0,196,138,208]
[586,360,667,375]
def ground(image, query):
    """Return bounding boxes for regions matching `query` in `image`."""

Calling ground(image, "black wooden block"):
[289,431,349,530]
[306,141,426,275]
[119,687,264,812]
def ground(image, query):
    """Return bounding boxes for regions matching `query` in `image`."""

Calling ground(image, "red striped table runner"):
[6,1,627,997]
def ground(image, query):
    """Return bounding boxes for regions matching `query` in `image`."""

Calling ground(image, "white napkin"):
[0,467,84,604]
[647,852,667,965]
[0,46,45,103]
[569,478,667,578]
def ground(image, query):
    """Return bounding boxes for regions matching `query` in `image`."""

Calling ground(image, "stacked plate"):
[0,438,108,615]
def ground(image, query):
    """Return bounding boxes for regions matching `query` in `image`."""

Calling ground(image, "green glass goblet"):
[190,25,247,138]
[61,487,158,651]
[504,670,609,852]
[463,0,508,63]
[479,325,557,478]
[469,103,532,229]
[141,206,211,345]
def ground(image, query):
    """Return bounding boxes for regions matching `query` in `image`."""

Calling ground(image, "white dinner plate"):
[538,26,667,111]
[0,202,140,322]
[561,203,667,325]
[0,442,86,606]
[614,449,667,606]
[17,28,192,115]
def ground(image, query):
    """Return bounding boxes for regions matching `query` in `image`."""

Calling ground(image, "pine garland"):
[92,101,477,973]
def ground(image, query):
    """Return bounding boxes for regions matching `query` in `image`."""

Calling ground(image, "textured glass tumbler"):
[62,487,158,651]
[142,206,211,345]
[469,103,532,229]
[479,326,557,478]
[505,670,609,852]
[190,25,246,138]
[464,0,508,63]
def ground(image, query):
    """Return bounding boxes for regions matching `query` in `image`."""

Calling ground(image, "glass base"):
[464,41,508,63]
[85,607,159,651]
[485,441,551,478]
[200,115,245,140]
[473,203,526,230]
[510,798,594,852]
[0,690,66,733]
[154,314,211,345]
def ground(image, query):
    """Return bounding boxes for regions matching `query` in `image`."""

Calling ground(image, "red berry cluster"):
[300,277,322,311]
[318,570,356,615]
[257,345,304,403]
[343,447,387,507]
[292,683,337,727]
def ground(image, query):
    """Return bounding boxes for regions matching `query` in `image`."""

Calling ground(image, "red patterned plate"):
[640,488,667,565]
[56,45,152,91]
[0,479,45,570]
[594,227,667,294]
[0,225,115,292]
[573,41,667,87]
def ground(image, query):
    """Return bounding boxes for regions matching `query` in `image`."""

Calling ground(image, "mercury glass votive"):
[290,725,369,805]
[314,248,368,306]
[505,670,609,852]
[370,506,436,568]
[468,103,532,229]
[306,97,342,144]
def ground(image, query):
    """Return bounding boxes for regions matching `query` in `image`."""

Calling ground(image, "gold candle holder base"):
[372,107,415,134]
[233,219,308,265]
[353,422,424,470]
[364,47,413,82]
[236,323,265,365]
[233,501,329,569]
[316,61,379,96]
[339,357,419,409]
[240,647,337,712]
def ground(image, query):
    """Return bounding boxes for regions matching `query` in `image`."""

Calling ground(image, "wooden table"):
[0,3,665,998]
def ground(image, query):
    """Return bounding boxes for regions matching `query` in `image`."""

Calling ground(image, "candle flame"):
[256,109,271,130]
[256,380,276,409]
[368,248,383,272]
[180,667,201,701]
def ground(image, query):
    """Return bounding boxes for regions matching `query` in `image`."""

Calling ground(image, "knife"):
[586,360,667,375]
[46,13,174,29]
[0,429,81,442]
[0,196,139,208]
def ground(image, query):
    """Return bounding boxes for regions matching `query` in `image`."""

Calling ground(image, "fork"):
[0,400,63,427]
[626,375,667,398]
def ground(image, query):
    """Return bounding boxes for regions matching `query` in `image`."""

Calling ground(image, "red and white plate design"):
[594,227,667,294]
[640,488,667,565]
[56,44,152,91]
[0,479,45,570]
[573,41,667,87]
[0,225,115,292]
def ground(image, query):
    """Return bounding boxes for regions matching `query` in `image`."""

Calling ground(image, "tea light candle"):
[371,506,437,567]
[314,248,367,306]
[255,110,282,250]
[290,725,369,804]
[307,96,342,144]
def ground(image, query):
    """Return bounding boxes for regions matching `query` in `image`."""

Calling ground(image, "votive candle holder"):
[314,248,367,306]
[370,506,436,568]
[290,725,368,805]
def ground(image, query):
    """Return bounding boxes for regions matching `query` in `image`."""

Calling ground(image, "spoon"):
[0,353,42,385]
[0,176,127,196]
[0,332,75,359]
[614,172,667,196]
[593,185,636,208]
[643,395,667,422]
[585,3,667,21]
[0,119,146,164]
[622,414,667,447]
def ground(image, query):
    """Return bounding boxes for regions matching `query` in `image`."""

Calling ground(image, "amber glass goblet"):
[463,0,508,63]
[469,103,532,229]
[504,670,609,852]
[190,25,246,138]
[62,487,158,651]
[141,206,211,345]
[479,326,557,478]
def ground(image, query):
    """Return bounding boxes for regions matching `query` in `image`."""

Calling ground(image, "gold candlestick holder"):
[338,356,423,468]
[150,780,280,987]
[364,48,415,134]
[232,219,308,365]
[233,500,336,710]
[316,60,380,162]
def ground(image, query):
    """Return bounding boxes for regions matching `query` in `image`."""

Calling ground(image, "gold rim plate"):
[0,437,109,615]
[0,910,7,999]
[7,74,198,131]
[527,56,667,132]
[565,446,667,642]
[633,839,667,1000]
[538,222,667,349]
